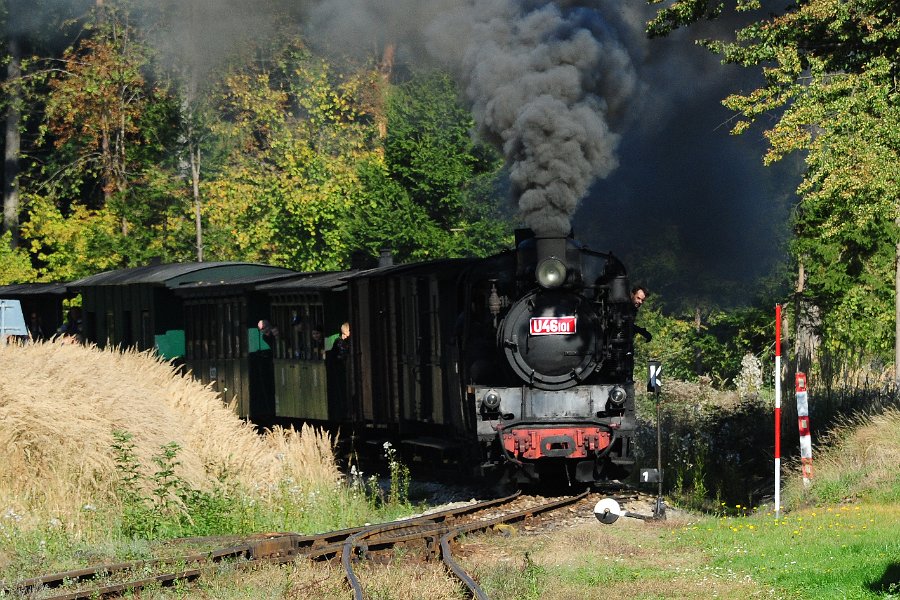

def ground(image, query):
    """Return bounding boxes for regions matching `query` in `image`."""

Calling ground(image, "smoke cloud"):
[9,0,798,301]
[307,0,637,236]
[222,0,799,298]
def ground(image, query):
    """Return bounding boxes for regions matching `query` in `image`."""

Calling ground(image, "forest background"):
[1,0,899,392]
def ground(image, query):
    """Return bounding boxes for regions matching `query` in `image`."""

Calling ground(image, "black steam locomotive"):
[1,231,638,486]
[456,233,637,483]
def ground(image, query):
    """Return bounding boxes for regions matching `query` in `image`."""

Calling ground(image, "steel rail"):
[4,543,251,596]
[10,487,612,600]
[342,491,522,599]
[8,492,523,599]
[440,490,590,599]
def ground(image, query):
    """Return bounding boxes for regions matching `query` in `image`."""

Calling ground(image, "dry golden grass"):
[0,341,340,529]
[785,408,900,504]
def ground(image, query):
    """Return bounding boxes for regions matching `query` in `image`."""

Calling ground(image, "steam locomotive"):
[455,233,637,484]
[0,231,638,486]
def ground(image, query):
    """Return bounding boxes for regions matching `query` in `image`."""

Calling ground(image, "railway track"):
[3,490,629,599]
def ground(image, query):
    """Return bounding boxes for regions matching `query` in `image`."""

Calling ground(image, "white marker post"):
[774,305,782,519]
[795,373,814,486]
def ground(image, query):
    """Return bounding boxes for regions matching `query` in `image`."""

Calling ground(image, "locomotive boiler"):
[460,233,637,484]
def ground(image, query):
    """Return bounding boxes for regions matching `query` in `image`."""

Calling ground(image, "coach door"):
[269,295,328,422]
[398,275,444,427]
[184,297,251,418]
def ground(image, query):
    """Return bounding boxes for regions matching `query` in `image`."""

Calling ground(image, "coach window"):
[269,296,325,360]
[308,304,324,360]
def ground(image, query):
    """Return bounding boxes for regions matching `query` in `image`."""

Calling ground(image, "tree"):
[360,70,511,261]
[2,0,90,250]
[648,0,900,382]
[44,21,150,219]
[3,0,23,249]
[200,45,378,270]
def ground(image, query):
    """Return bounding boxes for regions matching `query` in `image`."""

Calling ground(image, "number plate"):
[529,316,577,336]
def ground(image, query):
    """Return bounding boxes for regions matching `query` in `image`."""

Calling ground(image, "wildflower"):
[3,508,22,522]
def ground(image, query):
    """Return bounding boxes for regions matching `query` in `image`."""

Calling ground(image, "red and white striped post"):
[796,373,813,486]
[774,304,782,518]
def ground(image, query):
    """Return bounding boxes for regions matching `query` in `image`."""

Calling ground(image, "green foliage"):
[385,71,479,223]
[0,232,37,283]
[668,504,900,599]
[7,10,513,276]
[200,45,374,270]
[383,442,410,507]
[649,0,900,372]
[352,70,512,262]
[108,430,418,542]
[21,195,130,280]
[634,297,775,387]
[477,551,546,600]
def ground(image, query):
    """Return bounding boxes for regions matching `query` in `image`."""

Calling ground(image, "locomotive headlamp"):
[536,257,567,289]
[482,390,502,411]
[609,386,627,405]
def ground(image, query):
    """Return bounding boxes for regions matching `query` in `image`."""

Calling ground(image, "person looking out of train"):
[28,312,45,341]
[630,286,652,343]
[332,322,351,360]
[257,319,279,351]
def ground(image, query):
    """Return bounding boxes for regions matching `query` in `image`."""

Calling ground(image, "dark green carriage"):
[345,259,476,459]
[0,283,74,339]
[69,263,294,420]
[255,271,354,426]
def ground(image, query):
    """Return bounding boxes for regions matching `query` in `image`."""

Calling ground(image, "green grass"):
[0,438,420,584]
[666,503,900,599]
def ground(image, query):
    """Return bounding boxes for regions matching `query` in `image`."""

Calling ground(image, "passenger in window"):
[311,325,325,360]
[28,312,45,341]
[257,319,278,350]
[327,322,351,363]
[290,314,305,359]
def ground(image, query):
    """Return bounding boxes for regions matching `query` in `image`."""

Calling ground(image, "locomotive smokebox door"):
[499,289,600,390]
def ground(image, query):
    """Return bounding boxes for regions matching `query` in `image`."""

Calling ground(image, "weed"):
[384,442,410,507]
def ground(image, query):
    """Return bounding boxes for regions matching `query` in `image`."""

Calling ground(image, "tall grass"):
[783,409,900,508]
[634,378,900,511]
[0,341,415,579]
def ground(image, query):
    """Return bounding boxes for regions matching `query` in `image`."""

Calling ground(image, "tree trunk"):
[376,43,395,140]
[895,234,900,386]
[3,34,22,248]
[191,142,203,262]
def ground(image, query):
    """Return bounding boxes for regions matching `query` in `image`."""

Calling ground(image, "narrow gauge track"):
[2,490,601,599]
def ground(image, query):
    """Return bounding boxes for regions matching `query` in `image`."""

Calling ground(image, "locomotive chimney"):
[535,236,567,265]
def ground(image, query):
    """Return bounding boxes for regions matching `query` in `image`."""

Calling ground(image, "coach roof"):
[68,262,295,289]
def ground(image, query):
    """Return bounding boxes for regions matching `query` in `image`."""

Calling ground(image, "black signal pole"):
[648,359,666,520]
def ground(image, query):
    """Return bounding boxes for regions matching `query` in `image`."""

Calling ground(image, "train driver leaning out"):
[630,286,652,343]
